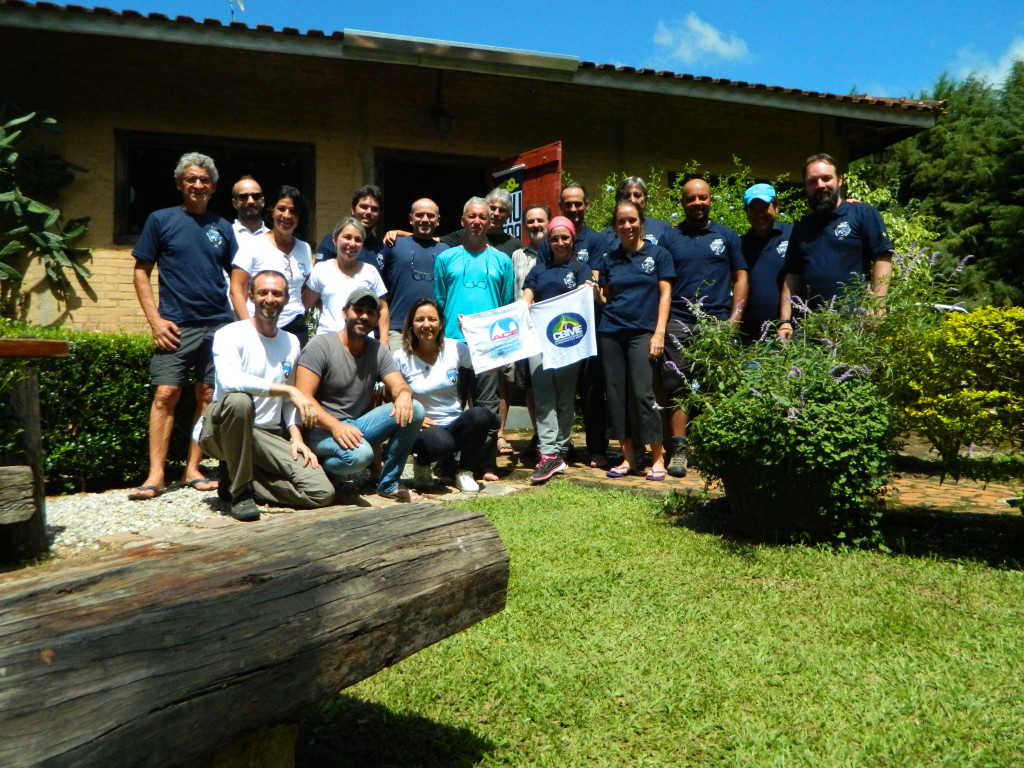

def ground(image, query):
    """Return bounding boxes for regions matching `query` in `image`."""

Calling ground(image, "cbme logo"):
[488,317,522,357]
[546,313,587,348]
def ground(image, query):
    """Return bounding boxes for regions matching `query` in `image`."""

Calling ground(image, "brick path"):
[497,432,1022,517]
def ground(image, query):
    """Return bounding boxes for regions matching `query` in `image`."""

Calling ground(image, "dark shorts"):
[149,322,225,387]
[661,318,698,392]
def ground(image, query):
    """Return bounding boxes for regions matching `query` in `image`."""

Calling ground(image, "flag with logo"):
[529,286,597,370]
[461,300,542,373]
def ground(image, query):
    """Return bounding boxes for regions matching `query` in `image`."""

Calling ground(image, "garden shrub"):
[0,320,194,492]
[893,305,1024,472]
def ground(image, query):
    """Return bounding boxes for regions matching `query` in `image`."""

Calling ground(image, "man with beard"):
[296,288,425,501]
[778,154,893,338]
[199,270,334,521]
[657,177,747,477]
[230,176,268,240]
[379,197,450,351]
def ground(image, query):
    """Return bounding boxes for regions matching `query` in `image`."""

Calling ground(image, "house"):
[0,1,942,331]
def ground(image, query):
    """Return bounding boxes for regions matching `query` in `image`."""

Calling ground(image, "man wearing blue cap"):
[778,154,893,338]
[739,183,791,342]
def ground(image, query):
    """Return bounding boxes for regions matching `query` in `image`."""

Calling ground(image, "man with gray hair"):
[441,186,521,256]
[433,196,515,483]
[129,152,237,500]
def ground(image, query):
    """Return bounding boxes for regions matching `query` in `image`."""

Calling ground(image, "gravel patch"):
[44,462,525,559]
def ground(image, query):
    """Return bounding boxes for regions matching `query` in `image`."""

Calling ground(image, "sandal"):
[128,485,164,501]
[185,478,219,492]
[605,464,633,478]
[496,437,514,456]
[377,486,423,503]
[645,469,667,481]
[589,454,610,469]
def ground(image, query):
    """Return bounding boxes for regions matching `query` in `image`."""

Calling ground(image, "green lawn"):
[299,482,1024,767]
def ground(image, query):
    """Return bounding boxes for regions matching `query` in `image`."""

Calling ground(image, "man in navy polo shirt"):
[379,197,450,351]
[658,177,748,477]
[778,154,893,338]
[316,185,386,269]
[740,183,791,342]
[130,152,237,500]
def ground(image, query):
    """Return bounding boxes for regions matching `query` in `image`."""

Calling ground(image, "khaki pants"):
[200,393,335,508]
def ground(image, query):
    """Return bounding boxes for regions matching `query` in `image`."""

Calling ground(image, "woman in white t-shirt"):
[230,185,315,345]
[303,217,389,337]
[392,298,498,493]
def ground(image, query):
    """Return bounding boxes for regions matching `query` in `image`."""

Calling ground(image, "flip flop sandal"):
[128,485,164,501]
[605,464,633,478]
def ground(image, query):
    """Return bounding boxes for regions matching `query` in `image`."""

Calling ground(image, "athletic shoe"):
[229,491,260,522]
[530,454,567,485]
[455,471,480,493]
[667,439,688,478]
[413,462,435,488]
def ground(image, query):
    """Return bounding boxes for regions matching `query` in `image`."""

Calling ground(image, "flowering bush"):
[672,245,969,542]
[675,314,899,542]
[891,305,1024,471]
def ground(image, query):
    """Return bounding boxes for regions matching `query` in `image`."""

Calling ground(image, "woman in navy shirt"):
[597,201,673,480]
[521,216,601,485]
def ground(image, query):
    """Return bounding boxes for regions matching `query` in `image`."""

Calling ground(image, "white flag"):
[461,300,542,374]
[530,286,597,370]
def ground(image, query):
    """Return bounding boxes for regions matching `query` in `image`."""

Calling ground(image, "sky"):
[89,0,1023,98]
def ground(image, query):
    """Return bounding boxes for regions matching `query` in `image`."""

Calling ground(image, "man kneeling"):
[296,288,425,501]
[200,270,335,521]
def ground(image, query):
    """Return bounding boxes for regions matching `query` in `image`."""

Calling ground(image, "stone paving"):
[495,431,1023,517]
[53,430,1021,559]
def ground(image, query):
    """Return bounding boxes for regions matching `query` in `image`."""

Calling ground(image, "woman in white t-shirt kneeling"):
[392,298,498,493]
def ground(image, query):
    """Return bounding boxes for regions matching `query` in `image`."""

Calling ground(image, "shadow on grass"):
[664,491,1024,570]
[297,693,494,768]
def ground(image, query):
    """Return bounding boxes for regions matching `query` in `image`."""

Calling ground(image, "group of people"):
[128,150,893,519]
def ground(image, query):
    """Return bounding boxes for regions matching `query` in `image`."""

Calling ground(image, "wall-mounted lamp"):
[431,71,453,134]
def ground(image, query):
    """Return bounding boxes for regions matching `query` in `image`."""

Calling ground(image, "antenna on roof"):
[228,0,245,22]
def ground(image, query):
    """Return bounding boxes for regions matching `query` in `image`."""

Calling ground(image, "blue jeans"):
[308,401,425,495]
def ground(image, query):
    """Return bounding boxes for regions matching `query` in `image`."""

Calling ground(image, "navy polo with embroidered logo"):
[784,200,893,307]
[597,242,675,334]
[658,220,745,323]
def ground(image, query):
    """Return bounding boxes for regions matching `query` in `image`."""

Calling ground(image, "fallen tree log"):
[0,501,508,768]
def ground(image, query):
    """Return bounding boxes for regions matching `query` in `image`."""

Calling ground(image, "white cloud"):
[652,13,749,66]
[954,37,1024,86]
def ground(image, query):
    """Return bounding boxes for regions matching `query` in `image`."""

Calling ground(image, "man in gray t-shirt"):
[296,288,425,501]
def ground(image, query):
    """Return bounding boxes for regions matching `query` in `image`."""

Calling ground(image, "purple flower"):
[951,255,973,277]
[787,365,803,379]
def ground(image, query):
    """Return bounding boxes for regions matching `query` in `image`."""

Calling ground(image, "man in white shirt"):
[199,270,334,521]
[231,176,269,240]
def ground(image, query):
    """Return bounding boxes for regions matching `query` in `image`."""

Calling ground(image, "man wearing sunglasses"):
[230,176,268,240]
[380,198,450,351]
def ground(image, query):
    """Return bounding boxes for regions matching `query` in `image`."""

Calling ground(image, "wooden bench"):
[0,501,509,767]
[0,337,69,562]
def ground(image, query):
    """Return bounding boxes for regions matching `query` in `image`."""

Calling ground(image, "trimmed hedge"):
[0,320,195,492]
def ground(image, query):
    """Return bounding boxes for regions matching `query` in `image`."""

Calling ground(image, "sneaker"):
[230,490,260,522]
[530,454,567,485]
[413,462,435,488]
[455,471,480,493]
[667,438,688,478]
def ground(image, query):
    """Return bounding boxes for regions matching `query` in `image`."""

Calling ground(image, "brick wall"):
[3,27,850,332]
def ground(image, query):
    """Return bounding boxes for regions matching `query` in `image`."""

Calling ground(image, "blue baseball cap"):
[743,183,777,207]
